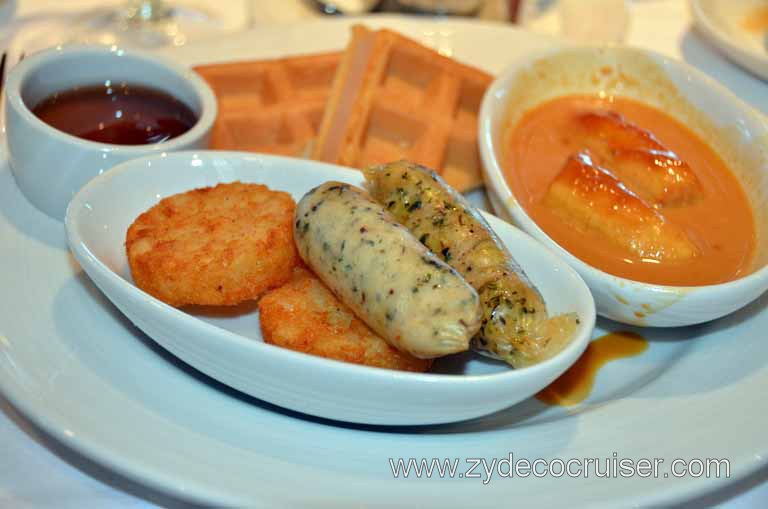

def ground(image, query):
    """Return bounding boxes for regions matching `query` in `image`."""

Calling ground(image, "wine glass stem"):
[125,0,169,23]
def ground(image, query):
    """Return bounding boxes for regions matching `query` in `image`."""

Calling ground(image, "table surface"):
[1,0,767,507]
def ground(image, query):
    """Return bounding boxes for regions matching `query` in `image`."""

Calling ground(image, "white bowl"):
[65,151,595,426]
[690,0,768,81]
[3,44,217,220]
[479,46,768,327]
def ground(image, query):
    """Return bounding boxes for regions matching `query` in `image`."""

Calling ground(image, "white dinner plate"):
[691,0,768,81]
[1,15,767,507]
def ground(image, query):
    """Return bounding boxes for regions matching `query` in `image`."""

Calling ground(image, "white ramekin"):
[479,45,768,327]
[4,44,217,220]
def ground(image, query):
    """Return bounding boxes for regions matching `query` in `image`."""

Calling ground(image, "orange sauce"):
[743,6,768,33]
[504,95,755,286]
[536,331,648,407]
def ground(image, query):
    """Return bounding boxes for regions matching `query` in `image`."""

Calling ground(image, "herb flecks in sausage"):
[364,161,578,368]
[294,181,482,359]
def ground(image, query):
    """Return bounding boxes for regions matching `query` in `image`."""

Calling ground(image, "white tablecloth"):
[1,1,766,507]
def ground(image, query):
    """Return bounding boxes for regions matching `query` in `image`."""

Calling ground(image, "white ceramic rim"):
[3,43,217,153]
[479,44,768,301]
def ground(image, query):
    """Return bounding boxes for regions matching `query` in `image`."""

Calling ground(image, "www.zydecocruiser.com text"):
[388,453,730,484]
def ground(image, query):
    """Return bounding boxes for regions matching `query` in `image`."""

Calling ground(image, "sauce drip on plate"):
[536,331,648,407]
[32,82,197,145]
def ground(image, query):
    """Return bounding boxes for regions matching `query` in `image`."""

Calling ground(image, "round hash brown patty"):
[258,267,433,372]
[126,182,298,307]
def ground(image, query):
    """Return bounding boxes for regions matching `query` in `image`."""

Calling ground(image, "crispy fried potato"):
[259,267,432,372]
[126,182,298,307]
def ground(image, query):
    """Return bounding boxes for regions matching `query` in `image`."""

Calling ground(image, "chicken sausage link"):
[294,182,482,359]
[364,161,577,367]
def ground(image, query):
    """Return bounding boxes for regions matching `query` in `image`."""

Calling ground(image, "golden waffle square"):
[311,25,493,192]
[195,52,341,157]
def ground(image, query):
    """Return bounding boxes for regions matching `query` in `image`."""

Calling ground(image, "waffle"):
[195,52,341,157]
[311,25,493,191]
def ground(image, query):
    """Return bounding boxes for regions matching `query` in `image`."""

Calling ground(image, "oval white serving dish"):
[65,151,595,426]
[479,45,768,327]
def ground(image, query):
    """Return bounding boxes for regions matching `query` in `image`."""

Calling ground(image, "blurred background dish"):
[691,0,768,81]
